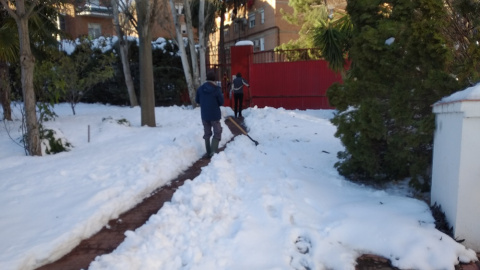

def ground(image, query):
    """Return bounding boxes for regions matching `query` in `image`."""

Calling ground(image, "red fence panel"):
[249,60,342,110]
[225,45,343,110]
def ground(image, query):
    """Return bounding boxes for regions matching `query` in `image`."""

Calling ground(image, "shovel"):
[228,116,259,146]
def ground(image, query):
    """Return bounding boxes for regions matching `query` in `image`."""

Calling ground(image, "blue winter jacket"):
[195,81,224,121]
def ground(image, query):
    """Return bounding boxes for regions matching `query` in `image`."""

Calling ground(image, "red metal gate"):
[225,45,343,110]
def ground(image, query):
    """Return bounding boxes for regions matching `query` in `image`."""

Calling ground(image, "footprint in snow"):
[290,236,313,270]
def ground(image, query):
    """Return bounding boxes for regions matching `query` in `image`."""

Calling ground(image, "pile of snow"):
[0,103,477,270]
[235,40,254,46]
[59,36,175,55]
[436,82,480,104]
[385,37,395,45]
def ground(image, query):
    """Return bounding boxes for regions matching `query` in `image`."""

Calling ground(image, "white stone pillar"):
[431,83,480,251]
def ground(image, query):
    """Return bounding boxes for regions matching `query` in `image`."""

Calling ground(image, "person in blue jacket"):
[195,71,224,157]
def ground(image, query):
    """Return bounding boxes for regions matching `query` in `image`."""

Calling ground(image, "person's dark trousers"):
[202,120,222,157]
[234,93,244,118]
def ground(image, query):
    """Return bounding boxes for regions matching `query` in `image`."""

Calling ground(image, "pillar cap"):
[434,83,480,107]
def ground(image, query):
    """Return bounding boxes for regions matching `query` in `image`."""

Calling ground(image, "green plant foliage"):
[13,35,187,108]
[0,16,18,63]
[34,47,68,105]
[313,14,353,72]
[444,0,480,85]
[328,0,464,189]
[41,128,72,155]
[102,116,131,126]
[80,39,187,107]
[272,48,323,62]
[37,102,58,122]
[190,0,217,33]
[280,2,330,49]
[35,38,115,115]
[116,118,130,126]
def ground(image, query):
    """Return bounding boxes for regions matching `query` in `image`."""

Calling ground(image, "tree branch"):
[0,0,19,20]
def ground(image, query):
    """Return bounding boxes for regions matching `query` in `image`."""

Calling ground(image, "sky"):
[0,101,478,270]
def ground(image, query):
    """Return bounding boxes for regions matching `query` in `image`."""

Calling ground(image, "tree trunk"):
[219,2,226,77]
[17,8,41,156]
[199,0,206,83]
[0,61,12,121]
[20,29,41,156]
[1,0,40,155]
[169,0,196,106]
[119,44,138,107]
[112,0,138,107]
[184,0,200,90]
[136,0,156,127]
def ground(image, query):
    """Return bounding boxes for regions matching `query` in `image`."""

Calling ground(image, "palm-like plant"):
[1,4,64,123]
[313,11,352,73]
[0,10,18,120]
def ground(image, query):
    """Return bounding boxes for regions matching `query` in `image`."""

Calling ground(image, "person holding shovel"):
[196,71,224,158]
[231,72,250,118]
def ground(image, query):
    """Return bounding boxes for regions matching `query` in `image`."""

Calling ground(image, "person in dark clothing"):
[231,72,250,118]
[195,71,224,157]
[222,72,230,94]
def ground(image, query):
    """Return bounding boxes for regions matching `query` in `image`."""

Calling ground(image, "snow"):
[0,103,477,270]
[436,82,480,104]
[235,40,254,46]
[59,36,172,55]
[385,37,395,45]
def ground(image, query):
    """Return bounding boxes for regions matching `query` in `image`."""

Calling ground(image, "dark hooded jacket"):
[195,81,224,121]
[232,76,249,94]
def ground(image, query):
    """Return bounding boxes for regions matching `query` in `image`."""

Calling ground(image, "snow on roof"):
[235,40,254,46]
[435,82,480,105]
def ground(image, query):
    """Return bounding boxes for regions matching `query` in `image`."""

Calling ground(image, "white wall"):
[431,101,480,251]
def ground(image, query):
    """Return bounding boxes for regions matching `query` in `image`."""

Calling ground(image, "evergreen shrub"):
[328,0,466,190]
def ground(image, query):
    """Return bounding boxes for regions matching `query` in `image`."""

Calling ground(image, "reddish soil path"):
[36,117,479,270]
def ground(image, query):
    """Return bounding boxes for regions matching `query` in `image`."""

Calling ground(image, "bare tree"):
[198,0,206,83]
[111,0,138,107]
[164,0,215,106]
[195,0,216,83]
[168,0,197,106]
[184,0,200,91]
[0,0,41,155]
[218,1,226,77]
[443,0,480,85]
[136,0,158,126]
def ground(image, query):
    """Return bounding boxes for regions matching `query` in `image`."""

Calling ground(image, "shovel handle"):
[228,117,259,146]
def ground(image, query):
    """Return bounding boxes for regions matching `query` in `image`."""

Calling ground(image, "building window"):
[253,39,259,51]
[260,37,265,51]
[58,15,66,32]
[90,0,100,5]
[88,23,101,38]
[248,14,255,28]
[234,23,238,33]
[259,8,264,24]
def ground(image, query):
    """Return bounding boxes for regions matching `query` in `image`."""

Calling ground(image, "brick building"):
[57,0,187,40]
[208,0,346,66]
[57,0,115,39]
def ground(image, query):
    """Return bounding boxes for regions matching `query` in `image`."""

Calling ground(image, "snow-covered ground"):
[0,103,477,270]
